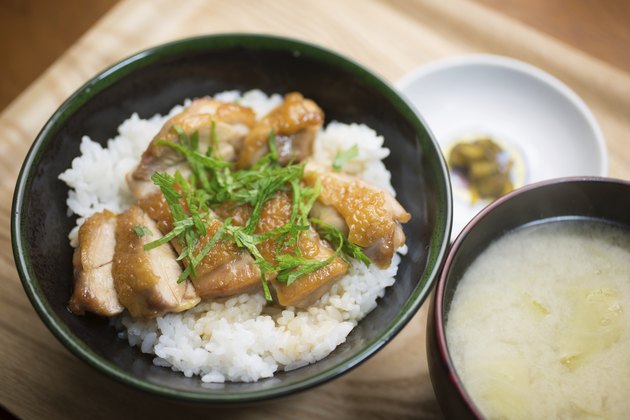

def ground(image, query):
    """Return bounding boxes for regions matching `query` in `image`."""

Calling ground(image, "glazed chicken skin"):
[303,163,410,268]
[69,210,124,316]
[138,192,262,298]
[213,192,349,307]
[255,191,349,308]
[238,92,324,168]
[112,206,200,319]
[129,98,256,199]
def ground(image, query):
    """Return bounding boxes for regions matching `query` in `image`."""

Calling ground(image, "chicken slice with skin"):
[129,98,256,199]
[138,193,262,298]
[112,206,200,319]
[213,201,252,227]
[255,191,349,308]
[238,92,324,168]
[68,210,124,317]
[303,163,411,268]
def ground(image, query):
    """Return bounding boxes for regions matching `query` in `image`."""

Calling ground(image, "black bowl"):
[427,177,630,418]
[12,34,452,402]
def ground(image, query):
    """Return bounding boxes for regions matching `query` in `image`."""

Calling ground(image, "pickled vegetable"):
[448,136,513,203]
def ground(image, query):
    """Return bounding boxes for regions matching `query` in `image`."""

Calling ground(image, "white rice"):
[59,90,404,383]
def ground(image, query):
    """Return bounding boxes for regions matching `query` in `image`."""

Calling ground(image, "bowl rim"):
[433,175,630,417]
[12,33,453,403]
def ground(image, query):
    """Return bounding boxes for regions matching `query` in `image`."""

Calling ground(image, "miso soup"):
[446,219,630,419]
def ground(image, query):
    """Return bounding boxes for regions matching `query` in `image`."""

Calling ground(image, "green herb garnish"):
[332,144,359,172]
[143,125,366,301]
[133,225,152,238]
[310,218,371,266]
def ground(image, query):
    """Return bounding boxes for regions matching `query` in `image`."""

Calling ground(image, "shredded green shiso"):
[143,125,370,301]
[332,144,359,172]
[133,225,152,238]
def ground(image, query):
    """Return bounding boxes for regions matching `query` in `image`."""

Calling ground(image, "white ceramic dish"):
[396,54,608,239]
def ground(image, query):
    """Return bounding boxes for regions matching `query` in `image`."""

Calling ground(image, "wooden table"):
[1,1,629,418]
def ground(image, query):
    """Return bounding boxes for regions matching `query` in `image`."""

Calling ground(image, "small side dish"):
[59,90,410,382]
[397,54,607,239]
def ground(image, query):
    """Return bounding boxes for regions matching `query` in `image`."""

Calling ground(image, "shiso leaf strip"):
[310,218,371,267]
[133,225,152,238]
[144,124,370,300]
[332,144,359,172]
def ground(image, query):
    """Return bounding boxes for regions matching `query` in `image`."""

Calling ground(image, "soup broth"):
[446,219,630,419]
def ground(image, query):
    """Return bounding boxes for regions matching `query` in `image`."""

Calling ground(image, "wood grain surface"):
[475,0,630,74]
[2,0,630,111]
[1,0,629,419]
[0,0,117,109]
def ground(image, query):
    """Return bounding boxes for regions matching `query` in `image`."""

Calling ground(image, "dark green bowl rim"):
[11,33,452,403]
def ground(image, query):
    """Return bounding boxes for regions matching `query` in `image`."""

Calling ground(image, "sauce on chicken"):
[68,210,123,316]
[238,92,324,168]
[256,191,349,307]
[138,192,262,298]
[130,98,256,199]
[112,206,200,318]
[303,163,410,268]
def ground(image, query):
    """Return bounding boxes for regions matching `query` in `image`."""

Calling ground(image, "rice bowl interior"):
[59,90,408,383]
